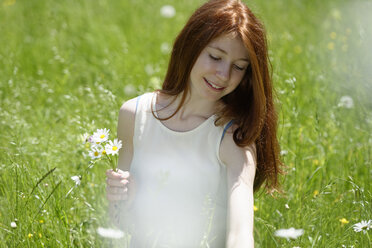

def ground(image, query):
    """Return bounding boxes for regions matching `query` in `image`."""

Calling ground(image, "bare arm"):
[116,97,137,171]
[220,131,256,248]
[107,97,137,229]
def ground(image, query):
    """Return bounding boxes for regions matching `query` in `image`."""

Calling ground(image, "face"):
[189,34,250,102]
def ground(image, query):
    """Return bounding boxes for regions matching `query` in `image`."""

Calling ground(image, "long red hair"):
[157,0,282,191]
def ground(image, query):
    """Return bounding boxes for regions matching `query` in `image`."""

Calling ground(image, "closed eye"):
[234,64,245,71]
[209,54,221,61]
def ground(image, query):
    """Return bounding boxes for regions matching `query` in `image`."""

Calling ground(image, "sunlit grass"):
[0,0,371,247]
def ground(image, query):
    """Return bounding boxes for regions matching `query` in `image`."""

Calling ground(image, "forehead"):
[207,34,249,60]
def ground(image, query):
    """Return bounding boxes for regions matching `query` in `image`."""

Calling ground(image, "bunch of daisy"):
[85,128,123,171]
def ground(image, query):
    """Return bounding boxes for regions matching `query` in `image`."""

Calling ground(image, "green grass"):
[0,0,371,247]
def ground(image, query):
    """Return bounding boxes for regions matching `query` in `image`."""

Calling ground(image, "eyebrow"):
[208,46,249,62]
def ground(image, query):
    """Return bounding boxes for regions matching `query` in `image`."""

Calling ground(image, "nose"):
[216,63,230,82]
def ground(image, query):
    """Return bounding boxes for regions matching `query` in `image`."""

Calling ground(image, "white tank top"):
[128,92,228,247]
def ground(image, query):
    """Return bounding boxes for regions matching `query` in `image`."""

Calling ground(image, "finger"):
[106,178,129,187]
[116,170,130,178]
[106,169,122,178]
[106,170,130,180]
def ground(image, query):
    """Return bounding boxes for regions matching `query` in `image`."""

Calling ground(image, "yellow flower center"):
[113,146,118,151]
[94,151,99,156]
[313,190,319,197]
[102,150,106,155]
[100,134,105,139]
[339,218,349,225]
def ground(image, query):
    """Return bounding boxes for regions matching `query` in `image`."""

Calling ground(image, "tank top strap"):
[221,120,234,142]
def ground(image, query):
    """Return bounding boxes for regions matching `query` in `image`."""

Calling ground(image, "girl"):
[106,0,282,247]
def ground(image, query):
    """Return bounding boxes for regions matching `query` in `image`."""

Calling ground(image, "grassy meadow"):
[0,0,371,247]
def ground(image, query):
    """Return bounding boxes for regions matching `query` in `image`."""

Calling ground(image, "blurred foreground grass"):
[0,0,371,247]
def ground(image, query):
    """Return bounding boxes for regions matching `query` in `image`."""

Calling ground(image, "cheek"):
[230,73,244,88]
[195,54,214,72]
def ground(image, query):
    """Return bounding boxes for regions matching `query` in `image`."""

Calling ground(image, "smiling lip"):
[204,78,225,91]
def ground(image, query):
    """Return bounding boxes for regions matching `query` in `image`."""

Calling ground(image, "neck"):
[174,90,220,119]
[158,91,221,120]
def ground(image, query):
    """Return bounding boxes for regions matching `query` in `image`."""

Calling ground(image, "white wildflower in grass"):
[338,95,354,109]
[89,146,102,160]
[353,220,371,234]
[160,42,171,54]
[124,84,136,96]
[71,176,81,186]
[92,128,110,144]
[274,227,304,240]
[97,227,124,239]
[160,5,176,18]
[145,64,154,75]
[105,139,122,156]
[280,150,288,156]
[10,222,17,228]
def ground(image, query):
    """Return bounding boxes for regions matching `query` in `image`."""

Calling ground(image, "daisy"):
[89,146,102,160]
[92,128,110,144]
[71,176,81,186]
[105,139,122,155]
[353,220,371,234]
[97,227,124,239]
[160,5,176,18]
[274,227,304,240]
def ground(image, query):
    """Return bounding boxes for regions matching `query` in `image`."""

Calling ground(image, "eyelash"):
[209,54,245,71]
[209,54,220,61]
[234,65,244,71]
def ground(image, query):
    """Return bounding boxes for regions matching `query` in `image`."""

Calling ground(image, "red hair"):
[157,0,283,191]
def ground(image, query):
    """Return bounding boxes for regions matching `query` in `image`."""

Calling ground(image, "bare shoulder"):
[220,127,257,185]
[117,97,139,140]
[119,97,138,117]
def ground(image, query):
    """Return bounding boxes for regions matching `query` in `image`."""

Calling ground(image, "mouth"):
[204,78,225,91]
